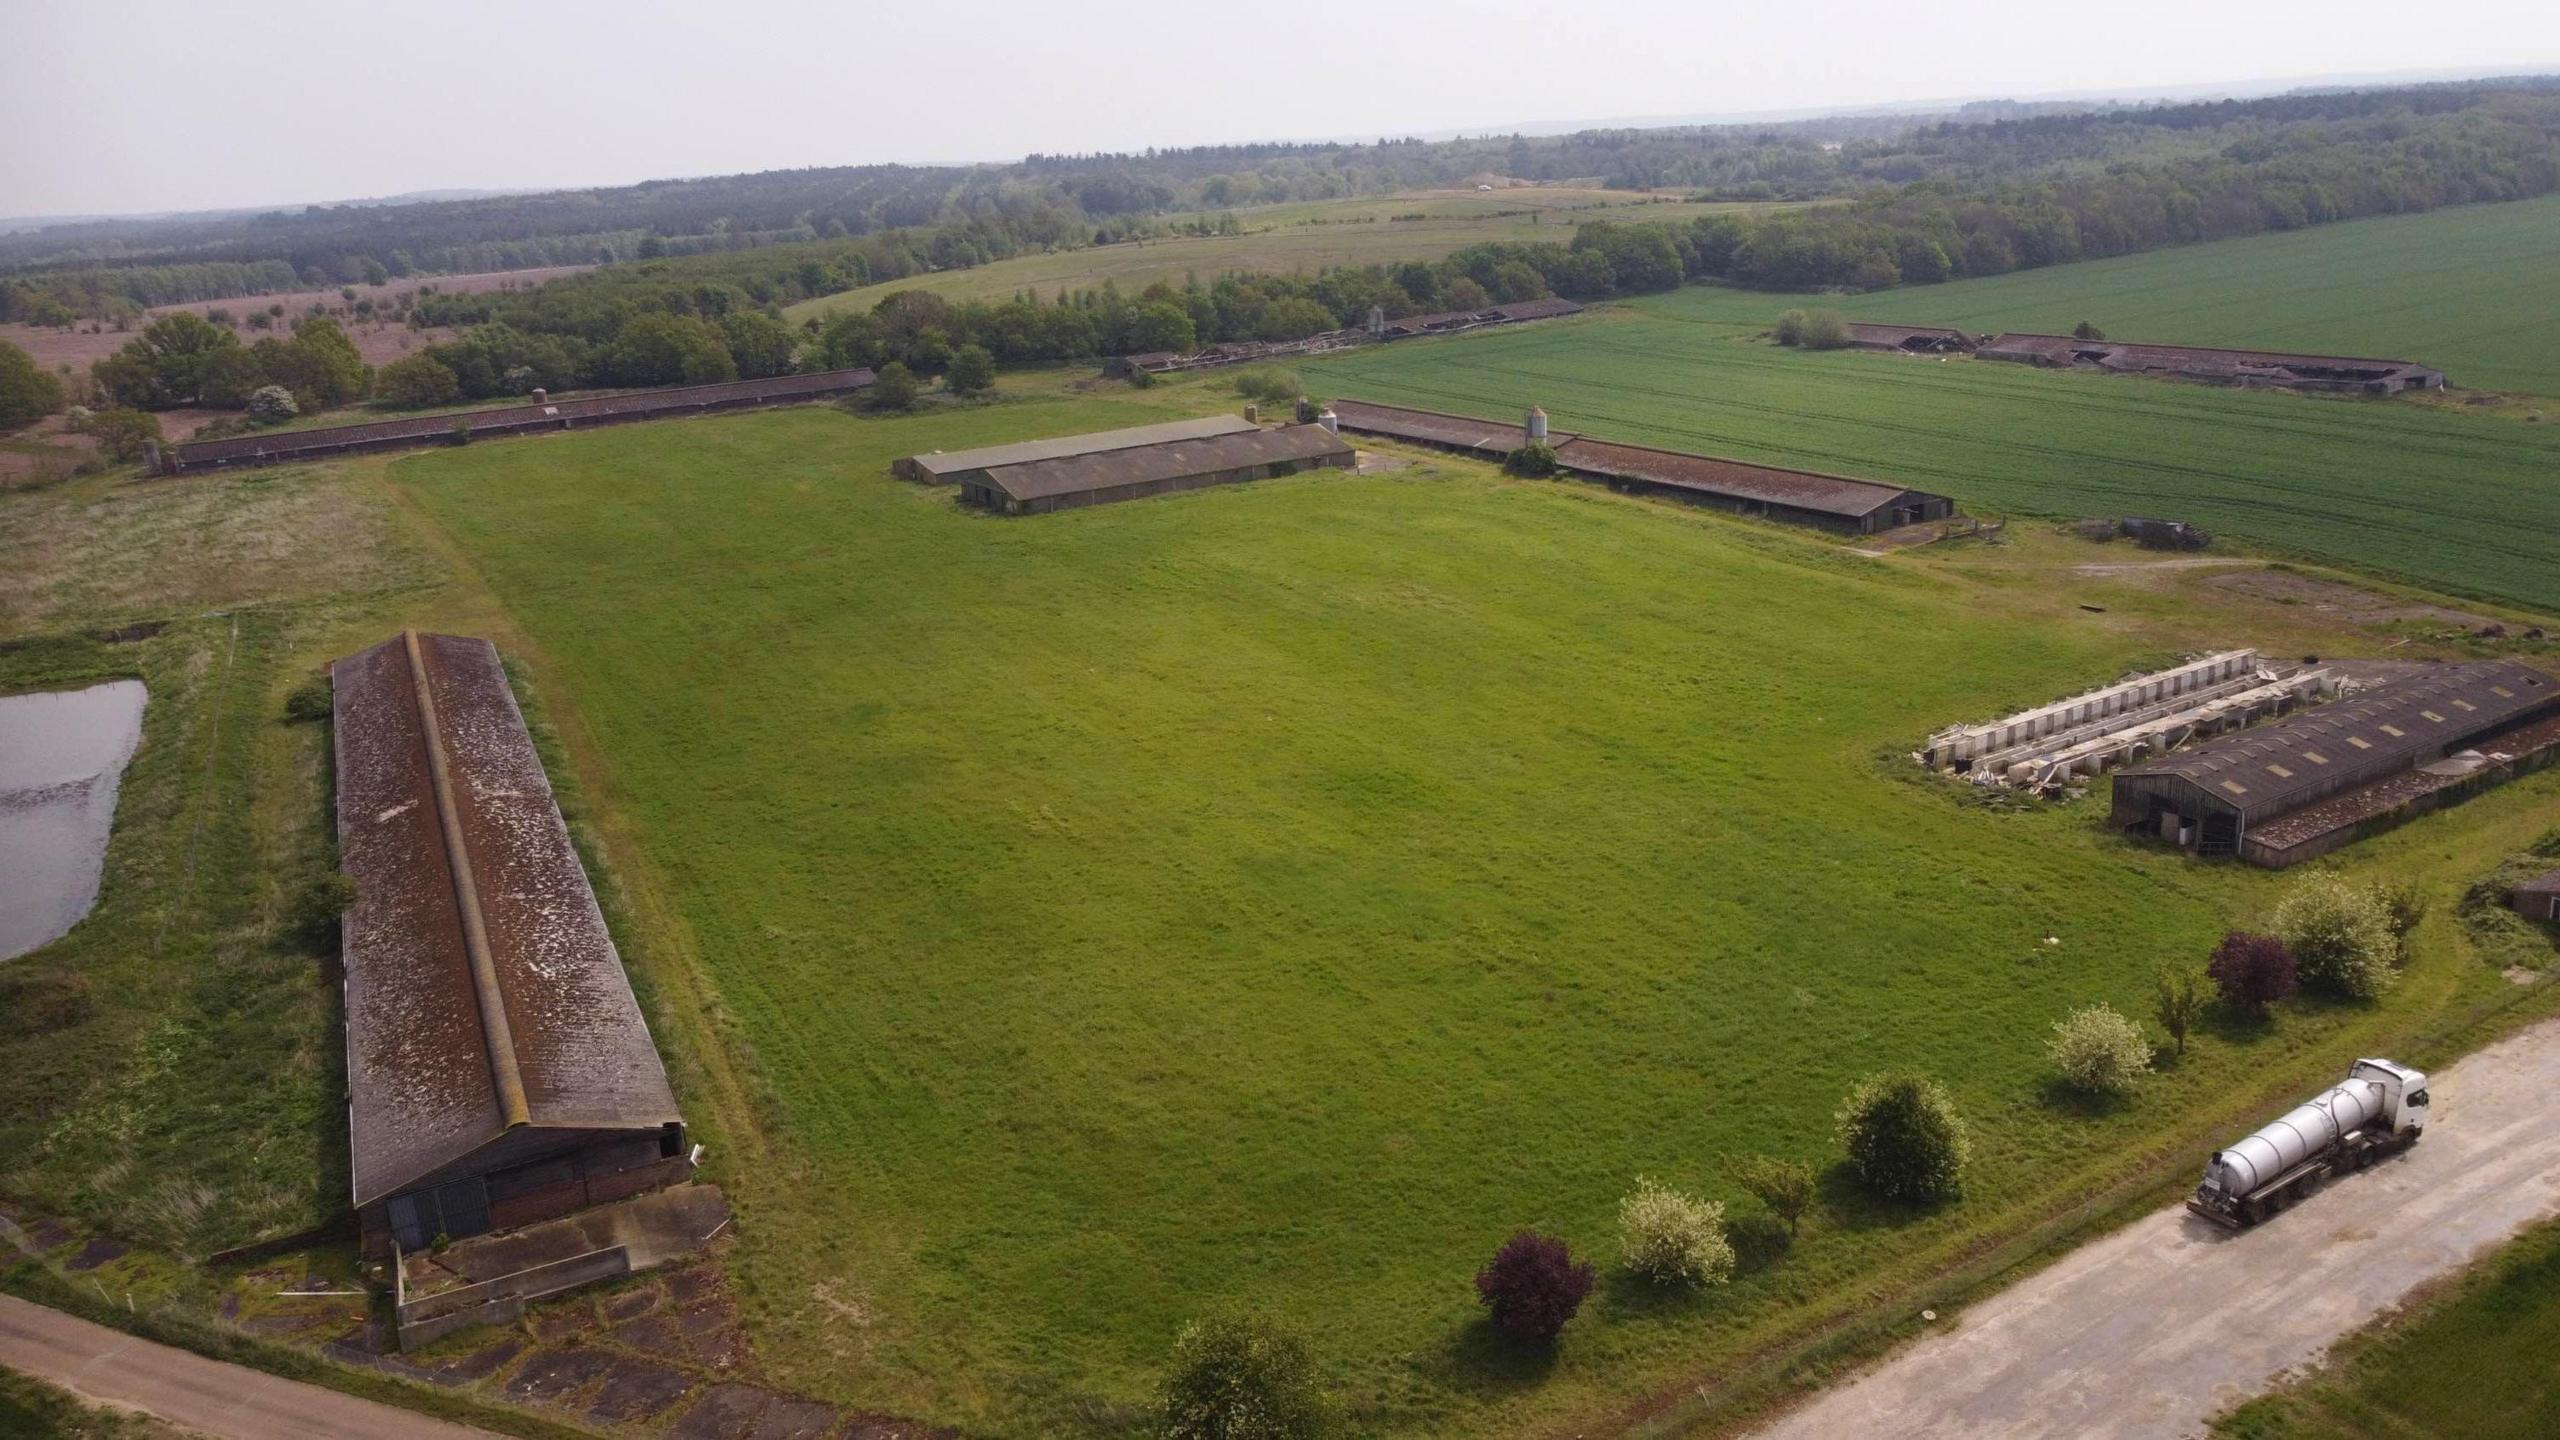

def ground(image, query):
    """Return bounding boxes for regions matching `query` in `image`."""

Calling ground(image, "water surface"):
[1,679,148,960]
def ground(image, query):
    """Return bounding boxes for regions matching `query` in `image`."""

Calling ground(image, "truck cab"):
[2351,1058,2430,1137]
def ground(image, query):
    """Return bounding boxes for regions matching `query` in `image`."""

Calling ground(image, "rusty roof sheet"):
[980,423,1352,501]
[334,632,679,1207]
[2117,661,2560,816]
[175,369,876,465]
[1327,399,1575,454]
[1847,322,1974,345]
[904,415,1258,480]
[1551,436,1929,518]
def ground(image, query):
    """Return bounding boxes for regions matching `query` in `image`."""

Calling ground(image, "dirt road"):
[0,1294,495,1439]
[1752,1017,2560,1440]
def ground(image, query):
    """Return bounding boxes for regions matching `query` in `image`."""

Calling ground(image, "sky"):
[5,0,2559,217]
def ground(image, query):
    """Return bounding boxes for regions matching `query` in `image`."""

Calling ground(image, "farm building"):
[1977,333,2445,393]
[332,631,690,1262]
[895,414,1257,485]
[1922,650,2335,793]
[955,422,1354,514]
[1376,298,1587,338]
[2515,867,2560,923]
[2109,661,2560,866]
[1845,323,1978,354]
[1328,398,1956,536]
[1552,437,1955,535]
[1326,399,1576,461]
[1101,298,1582,376]
[159,368,877,473]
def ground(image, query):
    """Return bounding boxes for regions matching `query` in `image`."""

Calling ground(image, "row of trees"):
[88,311,368,413]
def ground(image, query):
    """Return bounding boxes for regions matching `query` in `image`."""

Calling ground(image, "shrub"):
[868,361,920,412]
[2048,1003,2152,1094]
[2072,319,2108,341]
[2208,931,2299,1017]
[2274,871,2401,998]
[1773,308,1808,345]
[1726,1154,1816,1236]
[1836,1072,1969,1204]
[288,871,357,953]
[378,353,461,409]
[1798,310,1853,350]
[2154,963,2210,1056]
[1617,1178,1733,1288]
[944,344,995,397]
[2380,881,2428,942]
[1474,1230,1593,1344]
[1160,1313,1329,1440]
[283,676,333,723]
[1231,367,1302,409]
[246,384,299,425]
[449,419,472,446]
[1504,441,1558,477]
[87,407,163,463]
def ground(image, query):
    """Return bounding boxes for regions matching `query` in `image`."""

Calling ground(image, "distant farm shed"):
[1327,399,1955,536]
[958,422,1354,514]
[2110,661,2560,866]
[1845,323,1977,354]
[1978,333,2444,393]
[161,368,877,473]
[334,631,688,1257]
[895,414,1258,485]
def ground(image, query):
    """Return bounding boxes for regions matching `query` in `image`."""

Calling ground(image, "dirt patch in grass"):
[2208,569,2503,630]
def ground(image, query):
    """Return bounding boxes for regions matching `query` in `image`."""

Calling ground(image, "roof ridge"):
[402,628,533,1133]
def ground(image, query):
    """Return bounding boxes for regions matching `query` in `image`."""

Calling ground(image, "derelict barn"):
[1327,399,1956,536]
[1845,323,1978,354]
[1976,333,2444,393]
[159,368,877,474]
[952,423,1355,515]
[333,631,689,1260]
[2110,661,2560,867]
[893,414,1257,486]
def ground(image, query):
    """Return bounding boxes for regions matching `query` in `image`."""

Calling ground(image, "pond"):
[1,679,148,960]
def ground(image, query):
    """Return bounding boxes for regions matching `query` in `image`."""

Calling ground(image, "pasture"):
[783,189,1780,323]
[1648,197,2560,396]
[1302,310,2560,613]
[381,396,2558,1436]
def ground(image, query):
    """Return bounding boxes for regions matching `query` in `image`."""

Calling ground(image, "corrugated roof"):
[905,415,1258,479]
[979,423,1352,501]
[2117,661,2559,816]
[1847,322,1973,346]
[2518,866,2560,898]
[334,632,680,1207]
[1550,436,1927,518]
[1327,399,1576,454]
[175,369,876,465]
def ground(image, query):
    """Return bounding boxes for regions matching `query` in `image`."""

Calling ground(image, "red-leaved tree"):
[1474,1230,1594,1344]
[2208,931,2299,1018]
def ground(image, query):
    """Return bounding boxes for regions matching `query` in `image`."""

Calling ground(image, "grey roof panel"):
[982,423,1352,501]
[905,415,1258,479]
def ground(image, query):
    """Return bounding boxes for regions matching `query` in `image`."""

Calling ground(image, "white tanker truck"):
[2187,1058,2429,1228]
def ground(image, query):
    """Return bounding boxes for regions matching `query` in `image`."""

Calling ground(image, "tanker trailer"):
[2188,1058,2428,1228]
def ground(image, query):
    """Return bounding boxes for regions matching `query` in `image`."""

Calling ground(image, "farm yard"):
[1646,197,2560,397]
[783,188,1785,323]
[343,390,2555,1436]
[1304,301,2560,614]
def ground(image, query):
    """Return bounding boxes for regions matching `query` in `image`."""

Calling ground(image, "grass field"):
[783,189,1781,323]
[378,395,2560,1436]
[2215,1215,2560,1439]
[1301,309,2560,613]
[0,1367,189,1439]
[1645,197,2560,396]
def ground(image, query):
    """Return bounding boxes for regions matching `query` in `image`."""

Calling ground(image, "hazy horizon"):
[5,0,2559,219]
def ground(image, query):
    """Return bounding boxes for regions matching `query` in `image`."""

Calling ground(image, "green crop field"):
[783,189,1782,323]
[1645,197,2560,396]
[2216,1216,2560,1439]
[383,395,2560,1437]
[1302,309,2560,612]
